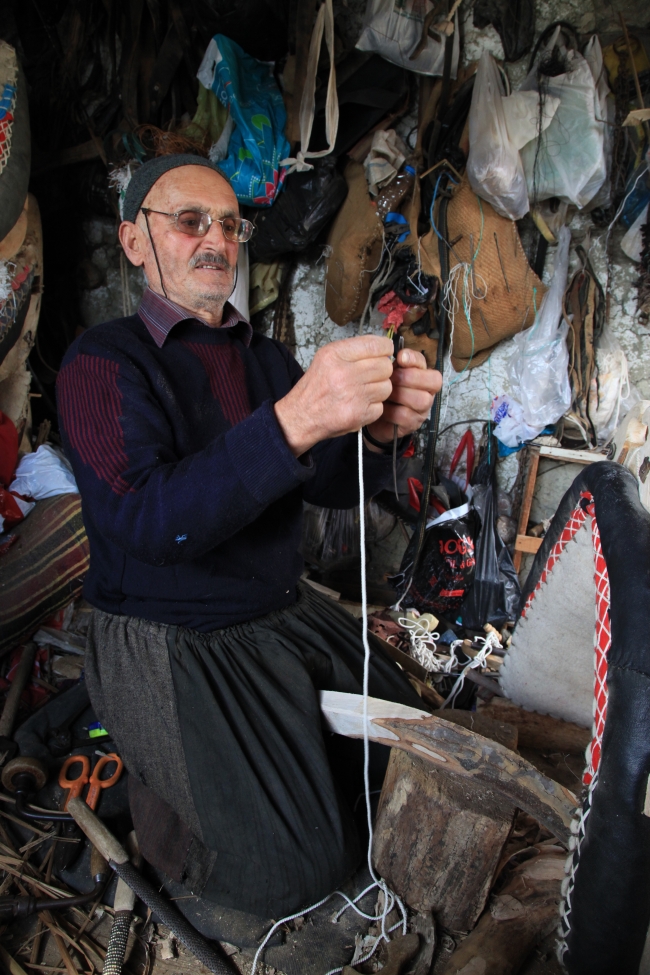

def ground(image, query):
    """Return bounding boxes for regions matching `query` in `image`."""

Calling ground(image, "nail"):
[402,351,411,364]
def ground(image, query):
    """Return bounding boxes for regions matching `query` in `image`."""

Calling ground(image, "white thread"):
[441,632,501,709]
[398,617,459,674]
[251,431,406,975]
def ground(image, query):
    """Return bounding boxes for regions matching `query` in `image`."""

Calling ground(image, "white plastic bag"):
[519,31,606,208]
[356,0,459,78]
[501,89,559,150]
[583,35,614,210]
[466,52,529,221]
[588,325,640,445]
[508,226,572,435]
[9,444,79,500]
[491,394,541,448]
[621,204,649,263]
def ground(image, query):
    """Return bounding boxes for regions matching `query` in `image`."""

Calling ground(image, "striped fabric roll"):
[0,494,89,654]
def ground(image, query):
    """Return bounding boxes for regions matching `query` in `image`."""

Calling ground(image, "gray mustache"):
[189,252,233,271]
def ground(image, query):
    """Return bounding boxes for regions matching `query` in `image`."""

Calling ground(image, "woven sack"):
[325,161,383,326]
[0,495,89,655]
[0,42,30,244]
[418,177,546,371]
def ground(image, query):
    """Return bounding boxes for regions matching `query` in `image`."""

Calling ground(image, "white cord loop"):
[280,0,339,175]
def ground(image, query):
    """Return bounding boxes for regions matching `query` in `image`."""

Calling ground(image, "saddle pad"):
[500,514,595,728]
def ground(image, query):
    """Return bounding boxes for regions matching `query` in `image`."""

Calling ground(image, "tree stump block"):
[373,750,515,933]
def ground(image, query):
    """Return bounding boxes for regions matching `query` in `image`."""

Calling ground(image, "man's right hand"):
[274,335,395,457]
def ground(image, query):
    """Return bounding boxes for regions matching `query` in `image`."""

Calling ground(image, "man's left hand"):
[364,348,442,449]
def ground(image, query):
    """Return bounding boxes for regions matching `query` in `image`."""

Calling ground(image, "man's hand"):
[364,347,442,448]
[274,338,442,457]
[274,335,395,457]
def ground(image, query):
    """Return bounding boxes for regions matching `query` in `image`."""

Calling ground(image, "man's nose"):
[202,219,237,252]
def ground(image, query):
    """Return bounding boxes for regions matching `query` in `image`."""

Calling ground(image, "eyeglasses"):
[140,208,255,243]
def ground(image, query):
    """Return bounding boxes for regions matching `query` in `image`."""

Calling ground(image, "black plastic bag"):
[391,507,480,616]
[460,481,520,630]
[248,157,348,264]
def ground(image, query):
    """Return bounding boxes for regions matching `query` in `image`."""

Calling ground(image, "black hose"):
[109,860,236,975]
[0,881,104,920]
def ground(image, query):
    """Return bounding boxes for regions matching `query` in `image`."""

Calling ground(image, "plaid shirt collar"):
[137,287,252,349]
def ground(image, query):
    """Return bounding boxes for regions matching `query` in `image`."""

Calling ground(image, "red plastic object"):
[0,411,18,487]
[449,429,475,491]
[407,477,446,516]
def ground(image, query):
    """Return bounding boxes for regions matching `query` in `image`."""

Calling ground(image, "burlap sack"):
[417,177,546,371]
[325,161,383,326]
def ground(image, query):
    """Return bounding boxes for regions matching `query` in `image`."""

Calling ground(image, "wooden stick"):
[0,642,36,738]
[513,447,540,572]
[38,915,79,975]
[320,692,577,842]
[0,944,31,975]
[618,15,650,140]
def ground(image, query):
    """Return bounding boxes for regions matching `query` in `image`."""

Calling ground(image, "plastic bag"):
[583,35,614,210]
[461,481,520,629]
[508,226,572,436]
[301,501,392,566]
[491,393,540,448]
[356,0,459,78]
[392,504,480,616]
[621,204,649,263]
[248,157,348,264]
[467,52,529,221]
[519,32,606,208]
[10,445,78,500]
[587,325,640,445]
[197,35,289,207]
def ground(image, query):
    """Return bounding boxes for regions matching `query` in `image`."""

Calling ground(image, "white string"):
[441,632,502,709]
[251,431,406,975]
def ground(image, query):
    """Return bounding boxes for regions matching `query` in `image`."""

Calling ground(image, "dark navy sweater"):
[56,293,400,630]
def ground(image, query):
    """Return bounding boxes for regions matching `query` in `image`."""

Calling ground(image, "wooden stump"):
[439,848,565,975]
[373,750,515,933]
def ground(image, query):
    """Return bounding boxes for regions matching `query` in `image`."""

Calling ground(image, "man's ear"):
[119,221,146,266]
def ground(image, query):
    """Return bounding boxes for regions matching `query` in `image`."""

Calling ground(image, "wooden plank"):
[513,447,540,572]
[373,749,515,932]
[480,698,591,754]
[538,444,607,464]
[514,534,542,555]
[320,692,577,842]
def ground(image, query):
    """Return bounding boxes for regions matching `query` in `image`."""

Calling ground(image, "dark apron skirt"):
[85,583,422,917]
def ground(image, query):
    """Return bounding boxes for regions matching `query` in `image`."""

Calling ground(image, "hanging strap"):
[280,0,339,174]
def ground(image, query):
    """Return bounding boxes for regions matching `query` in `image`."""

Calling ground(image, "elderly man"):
[57,154,440,919]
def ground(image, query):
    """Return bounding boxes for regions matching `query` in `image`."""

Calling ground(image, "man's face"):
[122,165,240,320]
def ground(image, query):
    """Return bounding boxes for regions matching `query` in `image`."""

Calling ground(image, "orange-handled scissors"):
[59,753,124,811]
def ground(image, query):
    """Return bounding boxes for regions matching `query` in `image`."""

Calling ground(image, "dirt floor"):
[1,907,565,975]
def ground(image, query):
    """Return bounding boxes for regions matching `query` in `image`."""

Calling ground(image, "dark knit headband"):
[122,154,229,223]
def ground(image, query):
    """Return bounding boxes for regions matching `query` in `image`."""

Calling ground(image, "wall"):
[77,0,648,580]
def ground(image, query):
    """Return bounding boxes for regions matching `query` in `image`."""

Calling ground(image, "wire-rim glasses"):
[140,208,254,243]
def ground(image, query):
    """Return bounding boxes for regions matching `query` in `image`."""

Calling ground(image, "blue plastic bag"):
[197,35,290,207]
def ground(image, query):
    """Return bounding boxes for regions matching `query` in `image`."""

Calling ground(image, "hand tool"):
[59,752,123,811]
[67,797,237,975]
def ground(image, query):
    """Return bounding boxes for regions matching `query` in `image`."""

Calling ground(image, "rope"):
[251,433,406,975]
[440,632,502,709]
